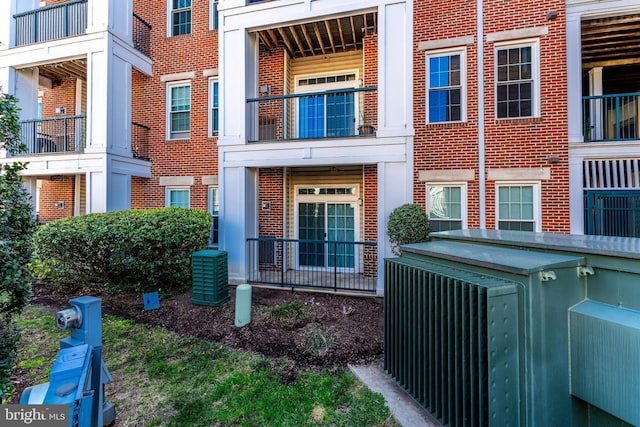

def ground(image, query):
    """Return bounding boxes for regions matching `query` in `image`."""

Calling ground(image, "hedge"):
[32,208,212,294]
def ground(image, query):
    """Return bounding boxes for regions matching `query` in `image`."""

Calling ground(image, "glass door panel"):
[299,96,324,138]
[327,93,355,137]
[298,203,325,267]
[327,203,355,269]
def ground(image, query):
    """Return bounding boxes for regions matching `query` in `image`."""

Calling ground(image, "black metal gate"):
[584,190,640,237]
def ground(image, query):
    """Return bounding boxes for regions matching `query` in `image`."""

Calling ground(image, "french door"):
[298,93,355,138]
[298,201,356,271]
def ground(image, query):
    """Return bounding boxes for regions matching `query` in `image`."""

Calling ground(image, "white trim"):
[419,169,475,182]
[159,176,194,186]
[488,167,550,181]
[495,181,542,232]
[418,36,474,51]
[166,80,191,140]
[165,186,191,208]
[426,182,468,229]
[208,186,220,246]
[203,68,219,77]
[494,38,541,119]
[160,72,195,82]
[425,47,467,123]
[486,26,548,43]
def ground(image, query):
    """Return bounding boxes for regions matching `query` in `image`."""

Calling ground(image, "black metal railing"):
[246,86,377,142]
[14,0,88,46]
[247,237,377,293]
[583,92,640,142]
[132,122,150,160]
[17,115,86,155]
[132,12,151,57]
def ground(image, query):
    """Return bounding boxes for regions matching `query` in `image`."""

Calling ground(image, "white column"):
[220,166,258,283]
[378,2,411,135]
[377,161,412,294]
[569,154,584,235]
[566,14,584,144]
[588,67,604,141]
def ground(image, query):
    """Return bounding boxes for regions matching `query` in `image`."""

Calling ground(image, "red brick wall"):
[363,164,378,277]
[413,0,569,232]
[41,78,77,118]
[257,45,286,139]
[258,168,285,238]
[363,32,378,131]
[131,0,219,211]
[38,176,75,223]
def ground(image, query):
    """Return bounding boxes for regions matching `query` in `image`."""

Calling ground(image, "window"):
[208,187,219,245]
[426,49,466,123]
[170,0,191,36]
[427,183,467,231]
[496,183,540,231]
[209,0,218,30]
[495,40,539,118]
[167,82,191,139]
[208,78,219,137]
[166,187,190,208]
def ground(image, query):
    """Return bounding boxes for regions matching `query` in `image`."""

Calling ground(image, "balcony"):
[13,0,88,46]
[247,86,377,142]
[12,0,151,57]
[17,115,86,155]
[583,93,640,143]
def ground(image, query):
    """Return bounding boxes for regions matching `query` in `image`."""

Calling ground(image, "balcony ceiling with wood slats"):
[257,12,377,58]
[582,14,640,69]
[37,59,87,83]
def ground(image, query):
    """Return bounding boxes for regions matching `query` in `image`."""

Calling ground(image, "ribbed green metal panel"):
[190,249,230,306]
[384,257,521,427]
[570,300,640,426]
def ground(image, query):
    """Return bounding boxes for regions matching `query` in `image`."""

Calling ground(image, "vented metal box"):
[191,249,229,306]
[385,230,640,426]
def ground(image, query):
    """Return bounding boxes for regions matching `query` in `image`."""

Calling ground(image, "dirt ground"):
[22,282,384,378]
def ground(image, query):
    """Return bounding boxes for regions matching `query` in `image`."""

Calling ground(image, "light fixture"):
[547,155,560,164]
[546,10,558,21]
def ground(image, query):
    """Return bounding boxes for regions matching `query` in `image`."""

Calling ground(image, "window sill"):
[494,116,543,124]
[165,138,191,143]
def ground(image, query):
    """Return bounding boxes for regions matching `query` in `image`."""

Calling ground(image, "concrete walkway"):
[349,362,440,427]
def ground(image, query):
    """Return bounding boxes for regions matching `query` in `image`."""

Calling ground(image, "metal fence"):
[247,237,377,293]
[131,122,150,160]
[584,190,640,237]
[133,12,151,57]
[18,115,86,155]
[246,86,377,142]
[583,92,640,142]
[14,0,88,46]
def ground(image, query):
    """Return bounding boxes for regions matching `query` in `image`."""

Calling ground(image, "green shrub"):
[386,203,430,256]
[32,208,212,294]
[0,91,37,402]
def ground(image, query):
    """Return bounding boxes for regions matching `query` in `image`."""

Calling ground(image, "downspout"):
[477,0,486,229]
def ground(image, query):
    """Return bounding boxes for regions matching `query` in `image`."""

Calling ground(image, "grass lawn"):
[15,306,398,426]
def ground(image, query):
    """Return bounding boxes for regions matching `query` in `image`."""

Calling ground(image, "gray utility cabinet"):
[384,229,640,427]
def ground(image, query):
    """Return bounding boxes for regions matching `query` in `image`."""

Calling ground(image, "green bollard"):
[234,284,252,327]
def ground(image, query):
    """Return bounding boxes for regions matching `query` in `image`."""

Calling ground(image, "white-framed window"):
[167,81,191,140]
[208,186,219,245]
[495,39,540,119]
[495,182,541,232]
[426,183,467,232]
[208,78,219,137]
[425,48,466,123]
[166,187,190,208]
[169,0,191,36]
[209,0,219,30]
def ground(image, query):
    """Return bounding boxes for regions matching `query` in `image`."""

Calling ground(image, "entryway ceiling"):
[257,12,377,58]
[37,59,87,82]
[582,14,640,68]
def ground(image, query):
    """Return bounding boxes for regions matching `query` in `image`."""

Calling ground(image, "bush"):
[0,91,36,402]
[386,203,430,256]
[32,208,212,294]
